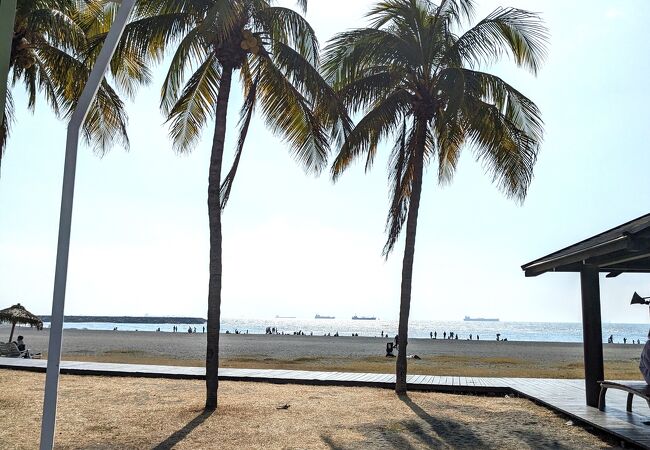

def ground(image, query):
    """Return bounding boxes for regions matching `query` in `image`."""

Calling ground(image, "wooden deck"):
[2,358,649,448]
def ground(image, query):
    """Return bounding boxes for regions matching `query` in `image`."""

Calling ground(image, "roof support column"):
[580,264,604,407]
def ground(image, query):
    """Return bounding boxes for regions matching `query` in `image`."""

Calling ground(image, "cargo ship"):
[463,316,499,322]
[315,314,335,319]
[352,315,376,320]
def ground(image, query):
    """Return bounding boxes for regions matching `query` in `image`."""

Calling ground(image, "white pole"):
[39,1,135,448]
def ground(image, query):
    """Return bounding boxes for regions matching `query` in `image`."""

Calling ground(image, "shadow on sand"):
[321,393,592,449]
[397,394,487,448]
[152,410,214,450]
[321,394,488,449]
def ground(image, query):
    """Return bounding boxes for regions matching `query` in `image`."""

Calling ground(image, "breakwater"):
[38,315,205,324]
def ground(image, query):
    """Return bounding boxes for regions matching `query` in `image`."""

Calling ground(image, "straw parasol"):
[0,303,43,342]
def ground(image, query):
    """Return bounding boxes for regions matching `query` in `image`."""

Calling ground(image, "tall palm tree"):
[2,0,149,173]
[141,0,344,409]
[323,0,548,394]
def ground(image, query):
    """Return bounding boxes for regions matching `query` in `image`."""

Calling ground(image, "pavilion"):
[521,213,650,407]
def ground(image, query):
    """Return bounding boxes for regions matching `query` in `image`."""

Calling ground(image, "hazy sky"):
[1,0,649,323]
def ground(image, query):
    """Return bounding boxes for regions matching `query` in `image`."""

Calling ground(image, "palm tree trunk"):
[395,121,426,395]
[205,63,234,410]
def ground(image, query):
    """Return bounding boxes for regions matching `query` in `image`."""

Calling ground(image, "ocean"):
[41,318,650,344]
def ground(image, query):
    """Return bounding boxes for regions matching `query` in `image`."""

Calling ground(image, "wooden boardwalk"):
[2,358,649,448]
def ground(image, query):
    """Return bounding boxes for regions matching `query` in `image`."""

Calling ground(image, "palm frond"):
[336,67,404,115]
[331,89,411,180]
[26,8,86,51]
[457,68,543,143]
[167,53,221,153]
[383,119,411,256]
[323,28,419,87]
[32,50,68,117]
[201,0,246,47]
[81,80,130,154]
[366,0,423,33]
[462,95,540,201]
[447,7,548,74]
[383,119,431,256]
[270,41,352,151]
[160,27,208,115]
[432,0,475,27]
[1,91,14,156]
[257,7,319,65]
[220,76,259,209]
[256,55,329,174]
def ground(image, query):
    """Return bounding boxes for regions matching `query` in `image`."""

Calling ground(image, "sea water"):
[40,318,650,344]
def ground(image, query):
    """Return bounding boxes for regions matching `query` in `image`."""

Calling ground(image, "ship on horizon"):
[352,315,376,320]
[315,314,335,319]
[275,315,296,319]
[464,316,499,322]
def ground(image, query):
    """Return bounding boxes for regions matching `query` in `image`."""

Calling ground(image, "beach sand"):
[0,370,622,449]
[4,326,644,379]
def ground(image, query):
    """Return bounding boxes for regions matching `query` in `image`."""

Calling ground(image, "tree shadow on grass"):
[509,429,574,450]
[321,394,488,449]
[398,393,488,448]
[152,410,214,450]
[322,425,420,450]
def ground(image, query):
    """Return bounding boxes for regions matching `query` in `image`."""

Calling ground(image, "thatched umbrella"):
[0,303,43,342]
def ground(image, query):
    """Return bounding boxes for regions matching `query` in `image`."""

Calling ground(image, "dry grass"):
[64,353,643,380]
[0,370,619,449]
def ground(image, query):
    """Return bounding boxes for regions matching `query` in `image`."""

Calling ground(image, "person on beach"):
[434,331,437,339]
[14,336,31,358]
[15,336,26,352]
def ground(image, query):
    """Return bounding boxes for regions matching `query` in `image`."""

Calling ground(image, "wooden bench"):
[598,381,650,412]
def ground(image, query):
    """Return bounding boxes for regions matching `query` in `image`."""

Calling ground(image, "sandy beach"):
[3,326,644,379]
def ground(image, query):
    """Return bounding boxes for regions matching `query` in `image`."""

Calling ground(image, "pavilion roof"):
[522,213,650,277]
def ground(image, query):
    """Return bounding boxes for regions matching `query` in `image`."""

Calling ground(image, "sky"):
[1,0,650,323]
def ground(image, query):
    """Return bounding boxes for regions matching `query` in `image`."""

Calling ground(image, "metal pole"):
[0,0,17,136]
[39,1,135,448]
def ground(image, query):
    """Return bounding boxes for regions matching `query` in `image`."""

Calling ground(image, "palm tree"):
[1,0,149,173]
[323,0,548,394]
[141,0,344,409]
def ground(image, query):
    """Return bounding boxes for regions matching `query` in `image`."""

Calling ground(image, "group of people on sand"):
[169,325,205,333]
[427,331,490,341]
[608,335,642,344]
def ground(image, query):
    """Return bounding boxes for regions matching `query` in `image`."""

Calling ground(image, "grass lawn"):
[0,370,620,449]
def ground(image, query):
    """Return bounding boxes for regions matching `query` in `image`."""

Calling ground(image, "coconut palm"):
[1,0,149,173]
[323,0,548,394]
[141,0,344,409]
